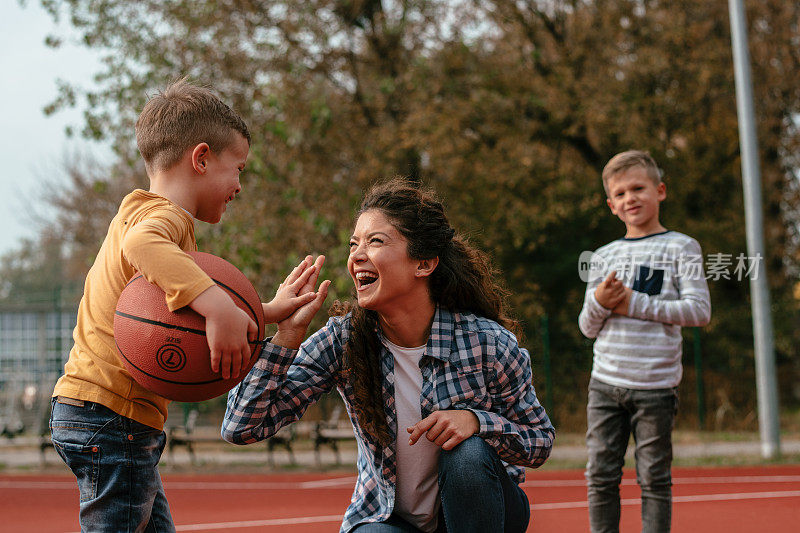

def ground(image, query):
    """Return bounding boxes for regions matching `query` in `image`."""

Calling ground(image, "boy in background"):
[51,79,318,531]
[578,150,711,533]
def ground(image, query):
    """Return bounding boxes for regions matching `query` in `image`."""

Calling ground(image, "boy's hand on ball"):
[206,304,257,380]
[118,252,265,401]
[190,285,257,379]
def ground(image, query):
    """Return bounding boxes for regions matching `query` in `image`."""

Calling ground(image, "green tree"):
[6,0,798,428]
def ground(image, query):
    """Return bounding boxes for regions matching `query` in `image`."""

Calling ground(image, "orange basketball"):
[114,251,264,402]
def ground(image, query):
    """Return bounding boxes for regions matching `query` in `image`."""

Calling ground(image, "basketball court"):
[2,464,799,532]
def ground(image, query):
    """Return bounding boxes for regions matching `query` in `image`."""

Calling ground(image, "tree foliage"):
[6,0,800,429]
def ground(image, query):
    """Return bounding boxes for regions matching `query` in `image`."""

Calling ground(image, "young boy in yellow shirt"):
[50,79,321,531]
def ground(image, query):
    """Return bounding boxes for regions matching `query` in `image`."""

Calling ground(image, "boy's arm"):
[122,214,214,310]
[123,212,255,379]
[623,239,711,327]
[578,264,618,339]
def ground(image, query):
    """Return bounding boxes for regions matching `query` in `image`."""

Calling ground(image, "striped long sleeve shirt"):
[222,306,555,532]
[578,231,711,389]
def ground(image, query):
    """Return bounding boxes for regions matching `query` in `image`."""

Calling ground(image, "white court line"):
[0,476,357,491]
[62,490,800,532]
[531,490,800,510]
[0,481,75,489]
[9,474,800,491]
[522,475,800,488]
[66,515,344,533]
[297,476,358,488]
[174,515,344,531]
[674,475,800,485]
[161,476,357,490]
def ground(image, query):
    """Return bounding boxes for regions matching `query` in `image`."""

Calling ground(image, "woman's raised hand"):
[271,255,330,349]
[262,255,321,323]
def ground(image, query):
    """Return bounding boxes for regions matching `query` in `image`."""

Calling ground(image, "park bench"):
[312,404,355,466]
[167,408,297,467]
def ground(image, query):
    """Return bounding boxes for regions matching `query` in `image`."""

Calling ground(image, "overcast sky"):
[0,2,108,257]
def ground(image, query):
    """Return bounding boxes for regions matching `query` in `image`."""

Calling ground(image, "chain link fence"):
[0,304,76,438]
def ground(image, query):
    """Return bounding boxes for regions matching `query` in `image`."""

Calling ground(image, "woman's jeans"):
[50,397,175,533]
[354,436,530,532]
[585,378,678,533]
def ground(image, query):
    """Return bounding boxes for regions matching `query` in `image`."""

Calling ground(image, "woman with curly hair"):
[223,179,554,532]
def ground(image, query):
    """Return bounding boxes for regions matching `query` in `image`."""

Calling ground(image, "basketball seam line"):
[114,310,206,335]
[212,277,260,327]
[122,270,261,331]
[114,311,266,346]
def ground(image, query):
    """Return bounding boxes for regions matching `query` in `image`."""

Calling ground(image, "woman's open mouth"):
[355,271,379,291]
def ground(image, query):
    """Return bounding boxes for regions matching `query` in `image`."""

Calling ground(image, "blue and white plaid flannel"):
[222,306,554,532]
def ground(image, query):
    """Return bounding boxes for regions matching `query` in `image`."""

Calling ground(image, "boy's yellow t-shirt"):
[53,189,216,430]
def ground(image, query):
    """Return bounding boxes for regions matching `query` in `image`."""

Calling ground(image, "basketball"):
[113,251,265,402]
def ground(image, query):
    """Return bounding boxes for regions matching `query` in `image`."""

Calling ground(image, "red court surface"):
[1,465,799,532]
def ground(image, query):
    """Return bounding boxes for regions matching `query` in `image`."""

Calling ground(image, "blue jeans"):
[585,379,678,533]
[49,397,175,533]
[354,436,530,532]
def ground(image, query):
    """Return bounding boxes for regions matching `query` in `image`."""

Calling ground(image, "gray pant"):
[585,378,678,533]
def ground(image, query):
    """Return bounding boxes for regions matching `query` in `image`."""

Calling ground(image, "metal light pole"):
[728,0,780,458]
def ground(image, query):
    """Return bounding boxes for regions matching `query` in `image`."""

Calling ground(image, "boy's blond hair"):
[601,150,662,196]
[135,78,250,173]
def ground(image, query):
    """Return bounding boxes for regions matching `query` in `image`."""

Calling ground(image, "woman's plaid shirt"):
[222,307,555,532]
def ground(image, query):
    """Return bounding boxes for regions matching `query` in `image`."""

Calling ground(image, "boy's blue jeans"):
[354,436,530,532]
[50,397,175,533]
[585,378,678,533]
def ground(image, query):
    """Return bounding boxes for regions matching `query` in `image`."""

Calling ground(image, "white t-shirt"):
[383,337,441,532]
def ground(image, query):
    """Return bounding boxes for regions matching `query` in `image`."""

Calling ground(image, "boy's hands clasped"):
[594,271,631,315]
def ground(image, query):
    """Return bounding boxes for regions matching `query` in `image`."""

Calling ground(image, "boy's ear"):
[657,182,667,201]
[415,257,439,278]
[191,143,211,174]
[606,197,617,215]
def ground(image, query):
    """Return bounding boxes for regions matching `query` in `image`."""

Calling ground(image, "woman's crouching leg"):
[437,436,529,533]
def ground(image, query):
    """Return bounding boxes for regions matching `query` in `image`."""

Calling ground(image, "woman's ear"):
[415,257,439,278]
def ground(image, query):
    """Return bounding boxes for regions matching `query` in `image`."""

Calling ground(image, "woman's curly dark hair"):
[331,178,518,446]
